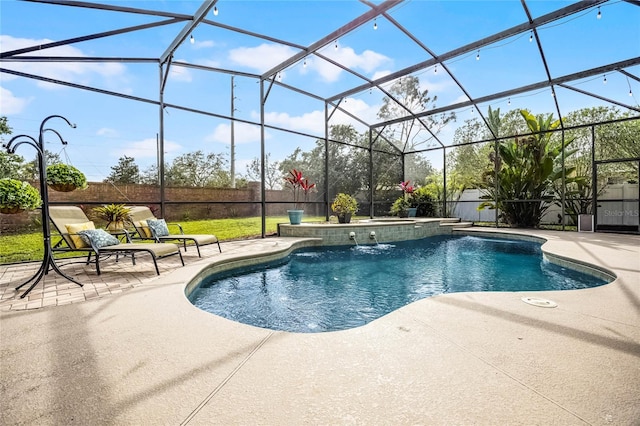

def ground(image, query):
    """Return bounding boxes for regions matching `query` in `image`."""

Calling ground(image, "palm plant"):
[478,109,581,228]
[93,204,132,230]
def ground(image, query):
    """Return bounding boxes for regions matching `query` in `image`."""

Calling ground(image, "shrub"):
[331,193,358,215]
[0,178,42,213]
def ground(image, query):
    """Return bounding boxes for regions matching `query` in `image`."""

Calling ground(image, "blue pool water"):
[190,235,609,333]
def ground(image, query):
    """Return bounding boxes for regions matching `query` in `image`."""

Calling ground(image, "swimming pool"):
[189,235,610,333]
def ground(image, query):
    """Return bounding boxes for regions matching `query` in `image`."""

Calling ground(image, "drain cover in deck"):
[521,297,558,308]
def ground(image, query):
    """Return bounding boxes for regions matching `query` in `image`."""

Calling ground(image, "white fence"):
[450,184,639,227]
[596,183,639,227]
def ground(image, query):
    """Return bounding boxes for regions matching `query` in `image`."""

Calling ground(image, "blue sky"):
[1,0,639,182]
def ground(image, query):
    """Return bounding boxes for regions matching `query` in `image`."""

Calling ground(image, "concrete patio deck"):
[1,229,639,425]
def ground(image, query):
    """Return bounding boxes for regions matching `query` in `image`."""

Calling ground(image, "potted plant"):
[93,204,131,231]
[331,193,358,223]
[390,197,411,217]
[46,163,88,192]
[391,180,417,217]
[0,178,42,214]
[284,169,315,225]
[402,180,419,217]
[412,186,436,217]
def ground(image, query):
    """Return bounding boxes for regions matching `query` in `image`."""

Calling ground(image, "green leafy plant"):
[46,163,88,192]
[391,180,417,217]
[421,172,470,217]
[93,204,131,229]
[0,178,42,213]
[390,197,411,217]
[478,109,581,228]
[331,193,358,223]
[331,193,358,215]
[411,186,436,217]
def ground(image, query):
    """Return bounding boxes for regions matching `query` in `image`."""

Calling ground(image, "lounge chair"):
[127,206,221,257]
[49,206,184,275]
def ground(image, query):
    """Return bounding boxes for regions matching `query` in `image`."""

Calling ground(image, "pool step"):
[439,219,473,228]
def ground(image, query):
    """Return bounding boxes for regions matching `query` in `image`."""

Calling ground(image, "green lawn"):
[0,215,325,264]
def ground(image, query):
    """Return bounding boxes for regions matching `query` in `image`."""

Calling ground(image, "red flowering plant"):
[391,180,418,216]
[400,180,415,198]
[284,169,316,210]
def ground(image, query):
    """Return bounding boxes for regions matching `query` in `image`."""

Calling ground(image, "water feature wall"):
[278,218,459,245]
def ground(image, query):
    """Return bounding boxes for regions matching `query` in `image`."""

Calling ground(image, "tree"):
[0,116,11,140]
[0,117,29,180]
[139,164,158,185]
[277,125,375,204]
[375,76,456,194]
[478,110,581,228]
[0,152,26,180]
[419,172,468,217]
[165,150,229,187]
[450,116,489,176]
[377,75,456,153]
[325,125,368,196]
[246,153,281,189]
[22,150,61,180]
[449,107,531,189]
[105,155,140,184]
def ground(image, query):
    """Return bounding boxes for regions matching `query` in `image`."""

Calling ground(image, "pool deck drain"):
[1,229,639,424]
[521,296,558,308]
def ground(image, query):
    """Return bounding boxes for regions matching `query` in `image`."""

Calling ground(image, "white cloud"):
[206,122,267,144]
[168,60,193,82]
[253,97,380,135]
[312,46,391,82]
[0,35,128,90]
[263,110,326,135]
[419,74,456,94]
[227,42,389,83]
[195,58,222,69]
[452,94,469,104]
[193,40,216,49]
[114,138,182,159]
[96,127,119,137]
[0,86,31,115]
[229,43,297,73]
[371,70,392,81]
[338,48,390,73]
[333,97,380,127]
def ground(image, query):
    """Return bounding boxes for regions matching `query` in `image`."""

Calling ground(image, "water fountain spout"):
[369,231,379,245]
[349,231,358,246]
